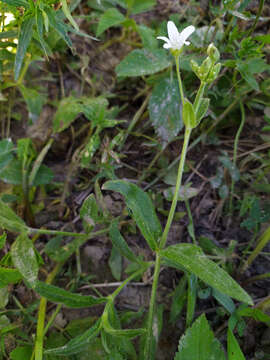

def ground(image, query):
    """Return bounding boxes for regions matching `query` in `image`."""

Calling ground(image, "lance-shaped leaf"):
[34,281,107,308]
[109,220,138,263]
[103,180,161,250]
[11,233,39,286]
[0,200,28,233]
[161,244,253,305]
[45,318,101,356]
[14,17,34,81]
[196,98,210,123]
[227,328,245,360]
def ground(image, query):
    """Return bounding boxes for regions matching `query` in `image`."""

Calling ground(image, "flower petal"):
[163,43,171,49]
[167,21,180,45]
[179,25,195,44]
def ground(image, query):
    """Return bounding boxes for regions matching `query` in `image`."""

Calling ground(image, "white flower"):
[157,21,195,51]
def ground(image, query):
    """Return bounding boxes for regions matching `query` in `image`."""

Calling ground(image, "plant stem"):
[175,55,184,103]
[159,126,191,250]
[144,252,161,359]
[34,263,61,360]
[229,101,245,214]
[247,0,264,37]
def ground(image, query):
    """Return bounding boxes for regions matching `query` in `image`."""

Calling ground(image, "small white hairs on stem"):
[157,21,195,51]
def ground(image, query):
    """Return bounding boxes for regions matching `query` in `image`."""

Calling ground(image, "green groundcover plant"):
[0,0,270,359]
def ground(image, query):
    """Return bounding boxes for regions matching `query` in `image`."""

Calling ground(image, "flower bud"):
[200,57,212,81]
[206,63,221,83]
[207,43,220,63]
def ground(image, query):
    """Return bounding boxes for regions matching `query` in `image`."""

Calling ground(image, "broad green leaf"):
[116,49,170,77]
[14,17,34,81]
[137,24,158,49]
[149,77,183,147]
[196,98,210,122]
[183,98,196,129]
[109,220,138,263]
[45,318,101,356]
[0,158,22,185]
[0,139,14,171]
[0,200,27,233]
[10,346,32,360]
[161,244,253,305]
[129,0,156,14]
[174,314,226,360]
[62,0,79,31]
[103,180,162,250]
[227,328,245,360]
[19,85,46,122]
[34,281,107,308]
[32,164,54,186]
[53,96,82,133]
[11,233,38,286]
[96,8,125,36]
[0,267,21,286]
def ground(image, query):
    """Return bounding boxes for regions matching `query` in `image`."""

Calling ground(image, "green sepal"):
[196,98,210,124]
[183,98,196,129]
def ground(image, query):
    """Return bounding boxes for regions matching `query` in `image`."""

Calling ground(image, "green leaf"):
[129,0,156,14]
[186,274,197,327]
[137,24,158,49]
[45,7,73,48]
[219,155,240,182]
[149,77,183,147]
[0,267,21,287]
[34,281,107,308]
[80,132,101,167]
[0,158,22,185]
[80,194,102,232]
[161,244,253,305]
[96,8,125,36]
[0,200,27,233]
[19,85,46,122]
[170,275,187,324]
[14,17,35,81]
[109,245,122,281]
[62,0,79,31]
[109,220,138,263]
[103,180,162,250]
[116,49,170,77]
[0,286,9,308]
[227,328,245,360]
[183,98,196,129]
[45,318,101,356]
[11,233,39,286]
[1,0,29,7]
[32,164,54,186]
[10,346,33,360]
[0,233,6,250]
[53,96,83,133]
[174,314,226,360]
[213,288,236,314]
[237,306,270,324]
[0,139,14,171]
[196,98,210,122]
